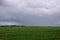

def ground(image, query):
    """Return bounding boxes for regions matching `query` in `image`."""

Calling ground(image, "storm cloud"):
[0,0,60,26]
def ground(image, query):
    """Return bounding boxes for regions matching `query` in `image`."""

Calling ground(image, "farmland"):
[0,26,60,40]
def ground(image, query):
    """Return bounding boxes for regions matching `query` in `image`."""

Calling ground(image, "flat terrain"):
[0,27,60,40]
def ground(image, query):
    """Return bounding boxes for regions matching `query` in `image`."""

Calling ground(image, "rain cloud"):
[0,0,60,26]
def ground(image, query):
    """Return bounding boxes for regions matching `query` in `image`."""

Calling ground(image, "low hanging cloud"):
[0,0,60,26]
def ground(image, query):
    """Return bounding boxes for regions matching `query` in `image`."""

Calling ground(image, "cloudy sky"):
[0,0,60,26]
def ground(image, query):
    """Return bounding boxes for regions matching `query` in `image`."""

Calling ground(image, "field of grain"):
[0,27,60,40]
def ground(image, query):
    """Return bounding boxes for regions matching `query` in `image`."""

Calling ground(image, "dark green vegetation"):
[0,26,60,40]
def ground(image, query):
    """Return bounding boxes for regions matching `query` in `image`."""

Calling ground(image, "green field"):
[0,27,60,40]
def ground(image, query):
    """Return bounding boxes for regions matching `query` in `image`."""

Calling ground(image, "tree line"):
[0,25,25,27]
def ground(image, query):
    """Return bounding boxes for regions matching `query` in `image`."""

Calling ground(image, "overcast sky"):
[0,0,60,26]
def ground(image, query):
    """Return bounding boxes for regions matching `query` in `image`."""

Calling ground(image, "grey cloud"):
[0,0,60,26]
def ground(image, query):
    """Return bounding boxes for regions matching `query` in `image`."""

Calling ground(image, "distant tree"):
[0,26,5,27]
[21,25,25,27]
[0,25,9,27]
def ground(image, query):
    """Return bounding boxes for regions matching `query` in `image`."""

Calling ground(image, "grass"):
[0,27,60,40]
